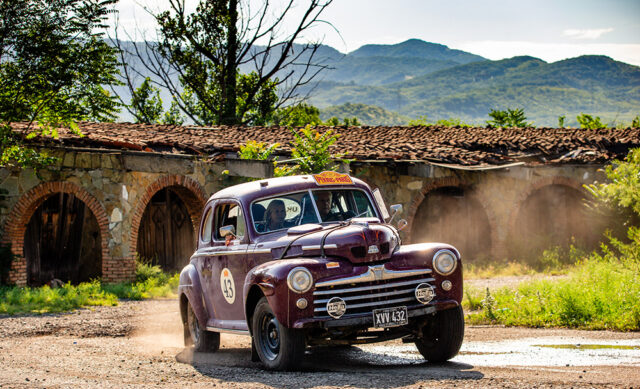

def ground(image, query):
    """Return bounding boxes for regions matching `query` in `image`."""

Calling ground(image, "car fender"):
[244,258,326,330]
[391,243,463,303]
[178,263,208,329]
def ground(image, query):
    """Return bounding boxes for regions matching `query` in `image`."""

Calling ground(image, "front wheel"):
[252,297,305,370]
[415,305,464,362]
[185,303,220,352]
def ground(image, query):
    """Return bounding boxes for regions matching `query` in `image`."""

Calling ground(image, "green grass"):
[0,281,118,315]
[0,261,179,315]
[463,237,640,331]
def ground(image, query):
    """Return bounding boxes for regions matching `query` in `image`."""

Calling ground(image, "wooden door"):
[24,193,101,286]
[137,188,195,272]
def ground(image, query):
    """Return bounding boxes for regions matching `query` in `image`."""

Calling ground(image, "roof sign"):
[313,171,353,185]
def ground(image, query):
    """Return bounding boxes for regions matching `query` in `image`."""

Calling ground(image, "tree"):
[0,0,121,169]
[486,108,531,128]
[576,113,605,129]
[116,0,333,126]
[130,78,163,124]
[272,103,321,126]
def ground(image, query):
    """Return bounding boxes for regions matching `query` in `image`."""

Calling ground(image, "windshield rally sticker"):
[220,268,236,304]
[313,171,353,185]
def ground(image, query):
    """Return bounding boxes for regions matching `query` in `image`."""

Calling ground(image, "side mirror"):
[397,219,408,231]
[219,225,236,238]
[389,204,403,223]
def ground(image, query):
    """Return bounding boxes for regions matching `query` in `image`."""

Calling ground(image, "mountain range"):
[114,39,640,127]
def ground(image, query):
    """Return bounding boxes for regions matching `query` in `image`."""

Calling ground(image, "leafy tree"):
[117,0,333,126]
[586,148,640,220]
[0,0,120,169]
[130,78,163,124]
[272,104,321,127]
[434,118,472,128]
[324,117,341,126]
[486,108,531,128]
[163,100,185,126]
[576,113,606,129]
[323,116,360,126]
[632,116,639,128]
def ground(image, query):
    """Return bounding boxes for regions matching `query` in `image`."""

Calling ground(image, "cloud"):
[453,41,640,67]
[563,28,614,40]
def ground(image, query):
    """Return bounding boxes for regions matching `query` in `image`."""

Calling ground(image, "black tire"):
[251,297,305,370]
[415,305,464,363]
[185,303,220,352]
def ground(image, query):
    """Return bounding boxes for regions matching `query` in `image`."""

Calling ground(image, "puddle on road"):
[359,337,640,367]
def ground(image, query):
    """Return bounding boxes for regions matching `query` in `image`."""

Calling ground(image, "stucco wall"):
[0,147,609,285]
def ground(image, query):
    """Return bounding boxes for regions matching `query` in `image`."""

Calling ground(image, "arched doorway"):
[410,186,492,262]
[24,192,102,286]
[136,187,195,272]
[508,184,602,261]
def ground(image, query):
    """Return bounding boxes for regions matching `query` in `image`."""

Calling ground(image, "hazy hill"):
[308,55,640,126]
[111,39,639,127]
[349,39,485,64]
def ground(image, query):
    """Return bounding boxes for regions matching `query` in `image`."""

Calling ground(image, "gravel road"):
[1,299,638,388]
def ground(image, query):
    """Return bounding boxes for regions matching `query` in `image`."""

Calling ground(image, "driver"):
[314,191,341,222]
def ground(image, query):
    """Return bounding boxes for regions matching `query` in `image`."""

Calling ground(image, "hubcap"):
[259,312,280,361]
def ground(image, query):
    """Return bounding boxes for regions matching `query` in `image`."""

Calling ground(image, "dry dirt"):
[1,299,639,388]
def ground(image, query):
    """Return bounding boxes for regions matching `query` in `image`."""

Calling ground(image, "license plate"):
[372,306,408,328]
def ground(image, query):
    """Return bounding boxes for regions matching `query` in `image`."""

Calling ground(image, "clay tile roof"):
[10,122,640,166]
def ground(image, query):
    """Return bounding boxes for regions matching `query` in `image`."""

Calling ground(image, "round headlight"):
[287,267,313,293]
[433,249,457,275]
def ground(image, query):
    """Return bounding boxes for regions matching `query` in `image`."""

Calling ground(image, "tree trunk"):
[221,0,238,125]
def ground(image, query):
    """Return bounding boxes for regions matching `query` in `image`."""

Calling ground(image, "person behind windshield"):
[264,199,287,231]
[314,191,341,222]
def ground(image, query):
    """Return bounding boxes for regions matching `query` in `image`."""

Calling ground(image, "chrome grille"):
[313,274,435,318]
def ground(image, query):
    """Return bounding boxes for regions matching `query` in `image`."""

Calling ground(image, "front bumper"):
[292,299,459,329]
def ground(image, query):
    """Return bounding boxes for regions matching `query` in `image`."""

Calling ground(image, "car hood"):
[269,219,400,264]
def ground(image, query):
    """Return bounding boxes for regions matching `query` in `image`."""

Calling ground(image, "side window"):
[214,203,246,241]
[201,207,213,242]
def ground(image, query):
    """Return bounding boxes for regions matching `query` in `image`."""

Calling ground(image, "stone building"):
[1,122,638,286]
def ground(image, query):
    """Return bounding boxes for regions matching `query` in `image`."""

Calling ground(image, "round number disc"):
[220,268,236,304]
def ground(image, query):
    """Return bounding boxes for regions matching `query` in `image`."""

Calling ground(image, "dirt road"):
[1,299,638,388]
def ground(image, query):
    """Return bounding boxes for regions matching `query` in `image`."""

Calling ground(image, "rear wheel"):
[415,305,464,362]
[185,303,220,352]
[252,297,305,370]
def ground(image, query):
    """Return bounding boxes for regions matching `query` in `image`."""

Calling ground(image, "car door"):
[208,201,249,331]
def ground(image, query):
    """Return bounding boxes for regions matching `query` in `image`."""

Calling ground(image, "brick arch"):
[130,175,207,259]
[1,182,109,286]
[506,175,589,235]
[404,177,497,257]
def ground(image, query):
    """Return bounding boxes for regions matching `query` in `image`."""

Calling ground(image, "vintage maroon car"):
[178,172,463,370]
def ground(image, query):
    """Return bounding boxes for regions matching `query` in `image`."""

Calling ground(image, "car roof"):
[209,174,373,204]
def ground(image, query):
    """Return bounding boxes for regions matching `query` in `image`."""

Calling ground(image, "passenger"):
[264,200,287,231]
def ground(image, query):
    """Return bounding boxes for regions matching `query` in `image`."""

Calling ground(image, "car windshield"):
[251,189,378,233]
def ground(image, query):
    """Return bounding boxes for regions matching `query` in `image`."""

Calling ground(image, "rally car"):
[178,171,463,370]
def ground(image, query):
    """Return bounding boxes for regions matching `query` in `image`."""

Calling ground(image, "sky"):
[113,0,640,66]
